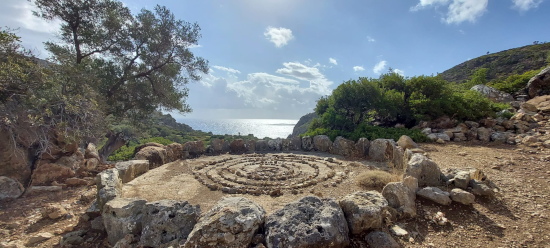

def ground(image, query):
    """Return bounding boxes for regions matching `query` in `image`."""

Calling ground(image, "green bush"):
[108,136,176,161]
[488,69,539,94]
[304,124,430,143]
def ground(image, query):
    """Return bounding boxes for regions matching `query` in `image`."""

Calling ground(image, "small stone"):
[41,204,68,219]
[27,232,54,245]
[450,188,475,205]
[390,225,409,236]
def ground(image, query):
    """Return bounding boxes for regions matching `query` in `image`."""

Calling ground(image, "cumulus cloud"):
[329,58,338,65]
[353,66,365,72]
[512,0,544,11]
[367,36,376,42]
[212,65,241,74]
[264,26,294,48]
[373,61,387,74]
[411,0,489,24]
[394,69,405,76]
[276,62,333,95]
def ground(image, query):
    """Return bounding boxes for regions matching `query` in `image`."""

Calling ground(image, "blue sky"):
[1,0,549,120]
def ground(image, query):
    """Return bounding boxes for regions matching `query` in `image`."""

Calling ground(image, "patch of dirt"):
[1,143,549,247]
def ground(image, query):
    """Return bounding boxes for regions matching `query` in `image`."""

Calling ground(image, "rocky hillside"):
[440,42,550,83]
[290,112,318,137]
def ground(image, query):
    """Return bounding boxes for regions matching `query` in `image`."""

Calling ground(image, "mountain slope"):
[439,43,550,83]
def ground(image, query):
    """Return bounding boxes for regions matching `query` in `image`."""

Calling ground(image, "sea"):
[177,119,298,139]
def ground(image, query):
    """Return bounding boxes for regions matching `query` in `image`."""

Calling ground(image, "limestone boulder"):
[230,139,247,154]
[382,176,418,218]
[166,143,185,161]
[0,131,32,185]
[526,66,550,98]
[522,95,550,113]
[96,168,122,211]
[256,140,268,151]
[470,84,514,103]
[55,151,85,170]
[183,141,205,158]
[490,132,511,143]
[301,136,314,151]
[134,146,167,169]
[427,133,450,142]
[354,138,370,158]
[246,140,256,152]
[265,196,349,248]
[102,198,147,245]
[85,143,100,160]
[267,139,282,151]
[368,139,397,162]
[331,136,355,157]
[210,138,224,154]
[141,200,201,248]
[313,135,332,152]
[115,160,149,184]
[0,176,24,200]
[289,136,302,150]
[339,191,388,234]
[184,197,264,248]
[31,163,75,186]
[477,127,492,142]
[447,170,471,189]
[417,187,451,205]
[404,153,442,187]
[470,180,494,197]
[397,135,418,150]
[450,188,475,205]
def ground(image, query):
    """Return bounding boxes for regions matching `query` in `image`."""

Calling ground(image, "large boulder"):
[450,188,475,205]
[382,176,418,218]
[417,187,451,205]
[115,160,149,184]
[230,139,247,154]
[289,136,302,150]
[265,196,349,248]
[246,140,256,153]
[85,143,100,160]
[427,133,450,142]
[141,200,201,248]
[0,176,24,200]
[183,141,205,158]
[477,127,492,142]
[55,151,85,170]
[522,95,550,113]
[267,139,282,151]
[397,135,418,150]
[0,131,32,185]
[404,153,442,187]
[471,84,514,103]
[331,136,355,157]
[166,143,185,161]
[339,191,388,235]
[368,139,397,162]
[255,140,268,151]
[184,197,265,248]
[31,163,75,186]
[96,168,122,211]
[210,138,224,154]
[354,138,370,158]
[301,136,313,151]
[134,146,167,169]
[526,66,550,98]
[313,135,332,153]
[102,198,147,245]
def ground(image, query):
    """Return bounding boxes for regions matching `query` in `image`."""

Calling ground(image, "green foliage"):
[108,137,175,161]
[304,124,430,143]
[488,70,539,94]
[463,68,489,89]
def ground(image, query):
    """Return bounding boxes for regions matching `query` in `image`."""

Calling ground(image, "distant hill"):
[290,112,317,137]
[439,43,550,83]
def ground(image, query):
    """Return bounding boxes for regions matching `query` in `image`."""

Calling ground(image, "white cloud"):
[411,0,488,24]
[276,62,333,95]
[512,0,544,11]
[353,66,365,72]
[212,65,241,74]
[329,58,338,65]
[373,61,387,74]
[367,36,376,42]
[264,26,294,48]
[394,69,405,76]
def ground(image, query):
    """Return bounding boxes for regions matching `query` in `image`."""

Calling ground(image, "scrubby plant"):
[356,170,401,190]
[488,69,539,94]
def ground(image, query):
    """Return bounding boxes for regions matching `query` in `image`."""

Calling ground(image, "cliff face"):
[290,112,318,137]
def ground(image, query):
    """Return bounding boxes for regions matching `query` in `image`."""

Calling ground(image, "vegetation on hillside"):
[305,71,509,142]
[439,43,550,83]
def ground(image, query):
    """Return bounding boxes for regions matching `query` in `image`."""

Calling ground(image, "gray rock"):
[427,133,450,142]
[246,140,256,153]
[85,143,100,160]
[397,135,418,150]
[450,188,475,205]
[470,180,494,197]
[404,153,442,187]
[365,231,400,248]
[313,135,332,152]
[339,191,388,235]
[183,141,205,158]
[421,128,432,135]
[448,170,470,189]
[267,139,282,151]
[96,168,122,211]
[265,196,349,248]
[490,132,510,143]
[0,176,24,200]
[141,200,201,248]
[382,176,418,218]
[526,66,550,98]
[102,198,147,245]
[230,139,247,154]
[368,139,397,162]
[115,160,149,184]
[184,197,265,248]
[477,127,492,142]
[331,136,355,157]
[417,187,451,205]
[289,136,302,150]
[60,230,86,246]
[210,138,224,154]
[471,84,514,103]
[391,146,405,170]
[256,140,268,151]
[301,136,313,151]
[91,216,105,231]
[134,145,167,169]
[354,138,370,158]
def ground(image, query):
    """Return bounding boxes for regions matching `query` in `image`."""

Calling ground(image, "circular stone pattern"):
[192,154,349,196]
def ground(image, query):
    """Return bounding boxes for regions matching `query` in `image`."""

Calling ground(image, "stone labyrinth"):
[191,154,350,196]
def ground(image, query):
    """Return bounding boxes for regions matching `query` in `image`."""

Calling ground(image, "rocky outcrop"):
[0,176,25,200]
[184,197,264,248]
[141,200,200,248]
[313,135,332,152]
[404,153,442,187]
[265,196,349,248]
[471,84,514,102]
[526,66,550,98]
[134,145,167,169]
[115,160,149,184]
[339,191,388,235]
[382,176,418,218]
[31,163,76,186]
[103,198,147,245]
[96,169,122,211]
[291,112,318,137]
[331,136,355,157]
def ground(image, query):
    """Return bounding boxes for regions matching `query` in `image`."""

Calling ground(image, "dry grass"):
[356,170,401,190]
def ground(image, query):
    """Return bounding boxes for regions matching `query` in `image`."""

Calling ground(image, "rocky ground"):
[1,142,549,248]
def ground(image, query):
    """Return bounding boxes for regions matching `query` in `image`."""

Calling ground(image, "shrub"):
[356,170,401,190]
[488,69,539,94]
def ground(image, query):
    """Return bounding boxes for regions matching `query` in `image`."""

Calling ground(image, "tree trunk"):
[98,131,127,164]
